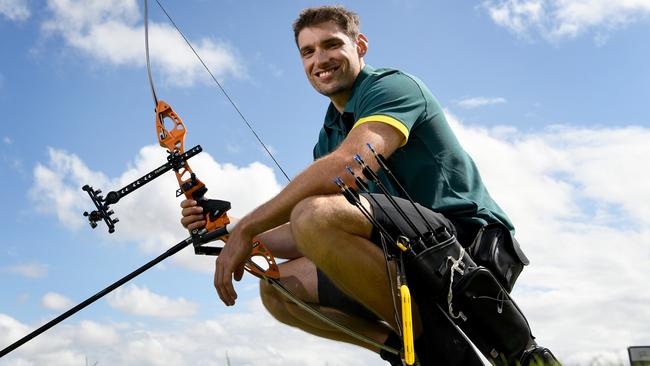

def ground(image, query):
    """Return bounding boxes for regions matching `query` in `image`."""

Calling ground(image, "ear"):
[356,34,368,57]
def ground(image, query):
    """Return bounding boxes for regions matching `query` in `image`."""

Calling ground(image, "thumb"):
[234,264,245,281]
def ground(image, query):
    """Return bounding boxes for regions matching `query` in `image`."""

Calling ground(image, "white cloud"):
[482,0,650,42]
[456,96,507,109]
[3,136,11,144]
[0,314,29,347]
[41,0,244,86]
[75,320,121,346]
[42,292,74,311]
[0,301,384,365]
[3,263,48,278]
[41,292,74,310]
[0,0,30,21]
[446,112,650,364]
[30,145,282,272]
[0,316,120,366]
[107,284,198,318]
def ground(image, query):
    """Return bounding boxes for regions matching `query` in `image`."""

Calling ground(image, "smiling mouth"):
[315,66,339,79]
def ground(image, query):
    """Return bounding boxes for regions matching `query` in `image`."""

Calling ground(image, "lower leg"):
[260,257,396,352]
[260,278,392,352]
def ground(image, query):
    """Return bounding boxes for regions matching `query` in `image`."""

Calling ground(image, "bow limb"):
[154,100,280,280]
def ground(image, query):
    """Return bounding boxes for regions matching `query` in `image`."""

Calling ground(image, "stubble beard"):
[314,82,346,97]
[311,74,353,99]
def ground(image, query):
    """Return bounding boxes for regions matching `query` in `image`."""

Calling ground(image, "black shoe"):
[379,332,403,365]
[521,346,561,366]
[379,349,402,366]
[379,333,432,366]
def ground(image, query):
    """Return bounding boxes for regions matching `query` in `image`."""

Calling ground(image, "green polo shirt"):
[313,65,514,233]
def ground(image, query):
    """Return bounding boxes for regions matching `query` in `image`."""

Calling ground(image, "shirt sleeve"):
[351,71,427,146]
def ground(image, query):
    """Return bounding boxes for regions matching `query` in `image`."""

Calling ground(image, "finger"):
[180,199,197,208]
[180,215,206,230]
[214,259,228,305]
[217,257,236,306]
[218,255,237,305]
[180,213,203,224]
[222,269,237,306]
[187,221,207,231]
[181,206,203,217]
[181,216,206,230]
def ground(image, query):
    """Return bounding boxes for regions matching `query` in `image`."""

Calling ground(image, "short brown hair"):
[292,5,361,46]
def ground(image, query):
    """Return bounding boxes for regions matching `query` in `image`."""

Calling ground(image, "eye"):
[301,48,314,58]
[324,40,344,49]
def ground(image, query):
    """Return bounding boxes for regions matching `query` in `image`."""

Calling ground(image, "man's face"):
[297,22,366,100]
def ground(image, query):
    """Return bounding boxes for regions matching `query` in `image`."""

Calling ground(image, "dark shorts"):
[316,193,466,320]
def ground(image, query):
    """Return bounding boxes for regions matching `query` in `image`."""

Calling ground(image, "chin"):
[316,83,347,97]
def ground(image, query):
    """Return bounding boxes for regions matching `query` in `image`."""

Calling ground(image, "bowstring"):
[147,0,291,183]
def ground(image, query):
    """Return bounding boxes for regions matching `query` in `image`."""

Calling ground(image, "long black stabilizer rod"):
[0,236,194,358]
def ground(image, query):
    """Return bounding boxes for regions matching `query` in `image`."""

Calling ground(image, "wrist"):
[234,215,257,243]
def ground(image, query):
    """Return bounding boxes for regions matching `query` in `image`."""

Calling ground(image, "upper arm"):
[336,72,426,160]
[335,120,404,160]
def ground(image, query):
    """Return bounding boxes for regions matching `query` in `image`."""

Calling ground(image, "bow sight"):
[82,145,203,233]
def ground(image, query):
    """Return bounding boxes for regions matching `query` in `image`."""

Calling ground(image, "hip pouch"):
[405,230,476,299]
[468,222,529,292]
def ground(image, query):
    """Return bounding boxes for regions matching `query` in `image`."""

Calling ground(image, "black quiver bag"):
[404,228,538,365]
[467,222,530,292]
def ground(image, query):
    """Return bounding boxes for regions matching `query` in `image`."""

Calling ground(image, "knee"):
[290,196,338,255]
[291,196,331,233]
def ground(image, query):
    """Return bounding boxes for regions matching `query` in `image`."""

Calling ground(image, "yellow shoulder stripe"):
[352,115,409,147]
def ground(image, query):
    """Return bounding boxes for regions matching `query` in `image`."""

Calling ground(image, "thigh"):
[292,193,376,241]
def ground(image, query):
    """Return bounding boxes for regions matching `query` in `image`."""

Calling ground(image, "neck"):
[330,90,353,113]
[330,61,365,113]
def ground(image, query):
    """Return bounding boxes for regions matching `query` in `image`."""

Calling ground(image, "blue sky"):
[1,1,649,365]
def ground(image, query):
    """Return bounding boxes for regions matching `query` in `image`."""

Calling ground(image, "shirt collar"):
[343,64,374,113]
[323,65,375,130]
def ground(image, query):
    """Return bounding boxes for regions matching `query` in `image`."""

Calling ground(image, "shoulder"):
[353,66,437,116]
[358,67,424,95]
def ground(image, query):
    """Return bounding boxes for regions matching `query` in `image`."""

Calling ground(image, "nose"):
[314,48,330,67]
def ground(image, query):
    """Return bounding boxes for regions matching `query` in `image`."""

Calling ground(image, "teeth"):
[317,68,336,78]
